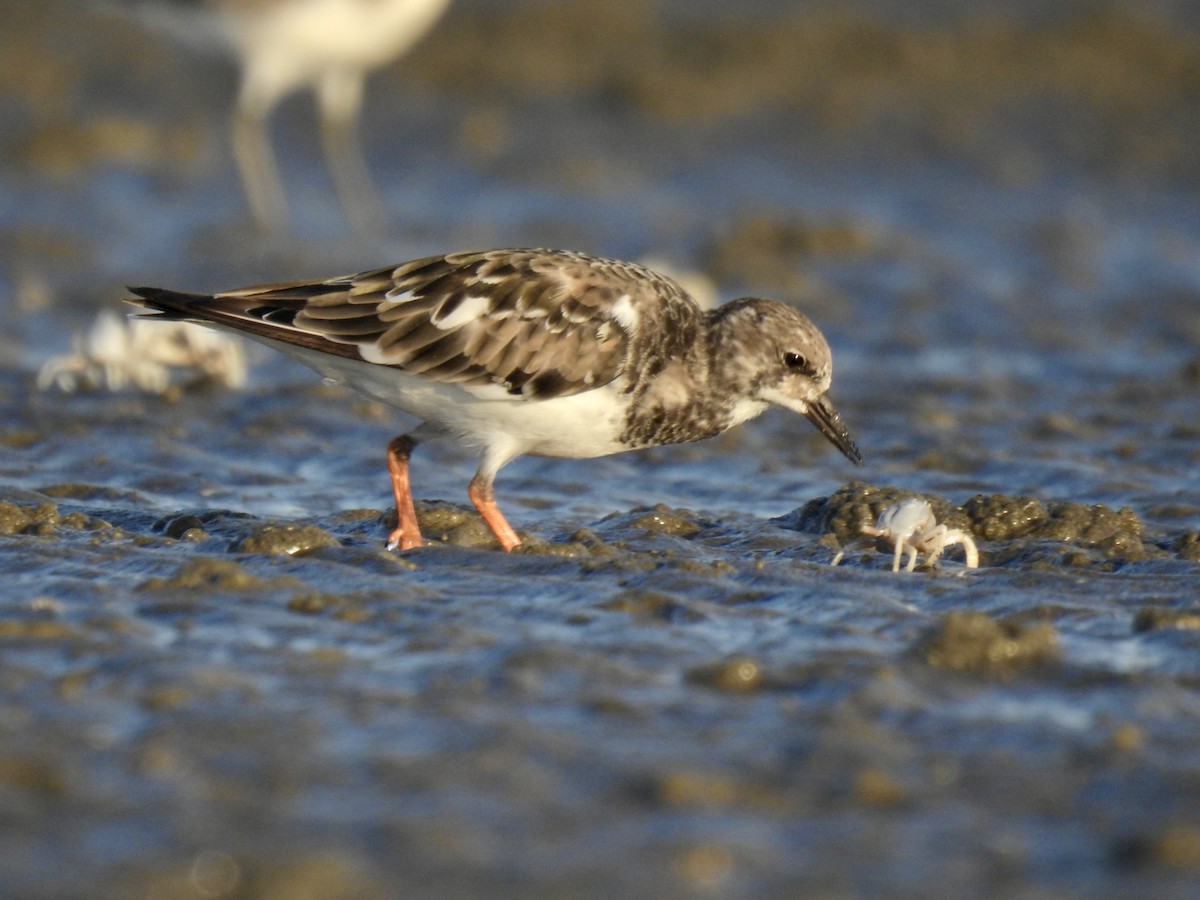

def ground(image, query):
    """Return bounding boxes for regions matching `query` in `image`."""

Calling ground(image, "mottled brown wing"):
[129,249,702,399]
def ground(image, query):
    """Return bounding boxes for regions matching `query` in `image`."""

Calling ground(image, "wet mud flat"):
[3,0,1200,896]
[3,363,1200,899]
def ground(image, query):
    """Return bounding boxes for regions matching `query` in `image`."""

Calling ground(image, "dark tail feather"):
[123,285,364,361]
[125,286,216,321]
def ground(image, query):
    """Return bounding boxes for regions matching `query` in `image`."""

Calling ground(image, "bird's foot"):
[387,526,423,552]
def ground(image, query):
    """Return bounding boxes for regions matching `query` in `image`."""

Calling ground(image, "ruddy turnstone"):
[112,0,451,230]
[127,249,863,552]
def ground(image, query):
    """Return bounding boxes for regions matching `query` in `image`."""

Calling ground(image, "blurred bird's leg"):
[318,69,388,232]
[231,96,290,232]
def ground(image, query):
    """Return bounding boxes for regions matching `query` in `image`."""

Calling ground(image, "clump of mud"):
[0,500,114,539]
[410,500,501,549]
[1172,533,1200,562]
[789,481,1156,565]
[687,657,765,693]
[917,611,1060,678]
[138,558,298,593]
[599,505,713,541]
[235,523,340,557]
[1132,607,1200,633]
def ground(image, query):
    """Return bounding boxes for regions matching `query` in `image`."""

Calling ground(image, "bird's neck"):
[702,307,771,427]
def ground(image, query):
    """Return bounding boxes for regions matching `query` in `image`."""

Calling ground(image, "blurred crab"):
[831,498,979,573]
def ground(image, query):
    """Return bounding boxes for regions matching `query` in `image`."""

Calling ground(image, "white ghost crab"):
[830,498,979,573]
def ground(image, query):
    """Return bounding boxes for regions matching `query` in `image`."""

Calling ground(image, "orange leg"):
[386,435,423,551]
[468,472,521,552]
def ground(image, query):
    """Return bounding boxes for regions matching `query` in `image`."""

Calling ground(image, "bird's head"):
[710,298,863,465]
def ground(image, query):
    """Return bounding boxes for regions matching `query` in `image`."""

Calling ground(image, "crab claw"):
[805,394,863,465]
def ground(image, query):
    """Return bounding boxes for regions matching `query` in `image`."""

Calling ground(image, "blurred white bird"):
[108,0,452,231]
[38,311,246,393]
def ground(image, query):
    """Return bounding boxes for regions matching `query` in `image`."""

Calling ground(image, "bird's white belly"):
[289,347,630,460]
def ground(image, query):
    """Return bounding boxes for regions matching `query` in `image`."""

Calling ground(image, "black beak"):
[804,394,863,465]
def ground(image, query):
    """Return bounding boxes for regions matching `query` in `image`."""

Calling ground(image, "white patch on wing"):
[610,294,637,330]
[432,293,491,330]
[381,287,417,307]
[354,338,515,398]
[358,341,403,366]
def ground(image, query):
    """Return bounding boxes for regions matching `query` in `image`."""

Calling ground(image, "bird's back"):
[128,249,704,405]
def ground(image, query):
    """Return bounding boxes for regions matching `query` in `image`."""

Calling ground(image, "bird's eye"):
[784,351,808,371]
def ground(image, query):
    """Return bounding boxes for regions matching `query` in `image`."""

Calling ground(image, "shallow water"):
[2,0,1200,896]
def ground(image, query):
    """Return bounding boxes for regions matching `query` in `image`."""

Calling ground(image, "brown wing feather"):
[129,249,703,400]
